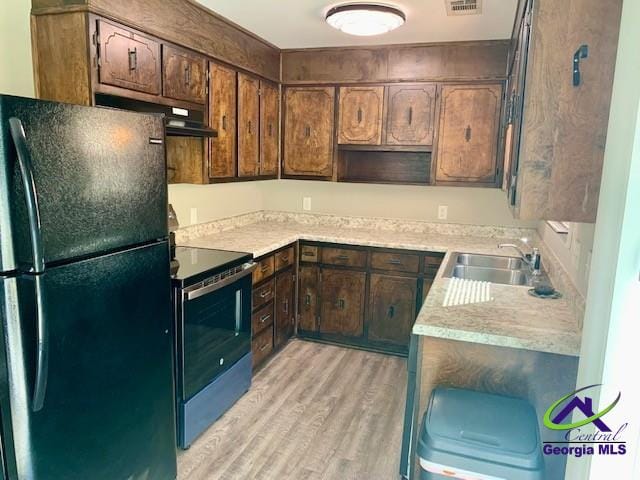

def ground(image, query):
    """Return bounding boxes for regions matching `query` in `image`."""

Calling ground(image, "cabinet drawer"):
[321,247,367,268]
[253,256,275,284]
[370,251,420,273]
[424,255,444,278]
[252,302,274,336]
[300,245,318,262]
[275,247,294,272]
[252,278,275,309]
[252,327,273,368]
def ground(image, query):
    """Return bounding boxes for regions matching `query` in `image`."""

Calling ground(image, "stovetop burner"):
[171,246,252,285]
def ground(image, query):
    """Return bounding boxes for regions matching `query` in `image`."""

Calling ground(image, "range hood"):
[95,94,217,138]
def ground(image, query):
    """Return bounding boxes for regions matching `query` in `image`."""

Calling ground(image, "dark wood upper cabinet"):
[319,269,365,337]
[162,45,207,104]
[237,72,260,177]
[209,62,237,178]
[97,20,161,95]
[260,81,279,176]
[298,265,319,333]
[275,270,294,348]
[368,274,417,347]
[386,84,437,146]
[283,87,335,177]
[338,86,384,145]
[435,84,502,185]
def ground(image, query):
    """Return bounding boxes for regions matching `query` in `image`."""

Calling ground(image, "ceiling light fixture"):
[325,3,406,37]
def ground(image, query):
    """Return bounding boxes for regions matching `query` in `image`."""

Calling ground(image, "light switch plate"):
[438,205,448,220]
[303,197,312,211]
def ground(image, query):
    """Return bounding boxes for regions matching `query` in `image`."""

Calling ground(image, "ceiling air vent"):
[445,0,482,16]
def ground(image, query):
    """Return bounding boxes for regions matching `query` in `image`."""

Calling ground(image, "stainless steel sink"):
[444,253,551,287]
[454,253,524,270]
[450,265,530,285]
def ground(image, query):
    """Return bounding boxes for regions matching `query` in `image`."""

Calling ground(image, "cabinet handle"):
[268,123,273,137]
[259,343,270,352]
[388,305,395,318]
[303,251,314,257]
[261,264,270,272]
[260,290,272,298]
[305,294,312,306]
[573,44,589,87]
[408,106,413,126]
[260,314,271,323]
[388,259,402,265]
[465,125,472,142]
[283,298,289,314]
[222,115,227,131]
[128,48,137,71]
[184,66,190,86]
[357,107,363,124]
[336,255,349,261]
[248,120,253,135]
[336,298,346,310]
[304,125,311,137]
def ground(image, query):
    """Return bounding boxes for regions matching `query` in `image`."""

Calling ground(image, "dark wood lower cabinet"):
[275,269,295,347]
[298,265,319,333]
[319,269,366,337]
[298,242,444,356]
[368,274,418,346]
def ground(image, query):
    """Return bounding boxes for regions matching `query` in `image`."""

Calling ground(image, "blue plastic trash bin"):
[418,387,545,480]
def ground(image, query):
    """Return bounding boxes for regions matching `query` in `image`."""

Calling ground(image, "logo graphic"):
[543,384,621,431]
[541,384,627,458]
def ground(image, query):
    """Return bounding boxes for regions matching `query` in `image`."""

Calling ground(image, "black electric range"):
[170,246,256,449]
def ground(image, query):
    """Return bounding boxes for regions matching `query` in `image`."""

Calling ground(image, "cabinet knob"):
[305,294,312,306]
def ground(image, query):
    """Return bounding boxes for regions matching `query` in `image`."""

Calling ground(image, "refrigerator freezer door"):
[0,95,167,273]
[2,242,176,480]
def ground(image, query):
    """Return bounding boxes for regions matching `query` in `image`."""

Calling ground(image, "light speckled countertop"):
[178,211,582,357]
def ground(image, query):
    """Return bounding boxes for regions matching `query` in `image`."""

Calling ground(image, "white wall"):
[538,222,595,297]
[0,1,34,97]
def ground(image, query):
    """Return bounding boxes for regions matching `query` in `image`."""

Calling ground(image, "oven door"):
[178,271,252,401]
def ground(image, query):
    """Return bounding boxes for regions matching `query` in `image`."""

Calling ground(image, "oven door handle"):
[184,262,257,301]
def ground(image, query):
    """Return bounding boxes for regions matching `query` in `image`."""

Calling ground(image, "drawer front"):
[252,278,275,309]
[321,247,367,268]
[300,245,318,263]
[252,302,274,336]
[424,255,444,278]
[274,246,295,272]
[253,255,275,284]
[252,327,273,367]
[370,251,420,273]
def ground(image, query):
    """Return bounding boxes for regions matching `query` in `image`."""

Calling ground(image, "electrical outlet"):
[438,205,448,220]
[303,197,312,211]
[190,207,198,225]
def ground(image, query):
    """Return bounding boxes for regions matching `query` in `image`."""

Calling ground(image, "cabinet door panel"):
[98,21,161,95]
[298,265,319,333]
[260,82,279,176]
[275,270,294,347]
[283,87,335,177]
[238,73,260,177]
[386,84,436,146]
[369,274,417,346]
[319,269,365,337]
[209,63,237,178]
[435,84,502,184]
[338,86,384,145]
[162,45,206,104]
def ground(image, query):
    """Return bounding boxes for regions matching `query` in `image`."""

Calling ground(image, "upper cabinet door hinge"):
[92,31,101,68]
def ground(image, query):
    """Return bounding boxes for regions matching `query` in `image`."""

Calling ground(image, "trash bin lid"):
[420,387,542,470]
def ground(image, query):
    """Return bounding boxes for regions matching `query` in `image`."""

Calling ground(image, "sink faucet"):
[498,243,542,275]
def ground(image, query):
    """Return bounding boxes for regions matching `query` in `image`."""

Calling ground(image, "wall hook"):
[573,44,589,87]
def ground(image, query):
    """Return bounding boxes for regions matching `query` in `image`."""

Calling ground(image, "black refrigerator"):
[0,95,177,480]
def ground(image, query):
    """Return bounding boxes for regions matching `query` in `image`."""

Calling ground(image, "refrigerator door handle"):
[8,117,45,274]
[31,274,49,411]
